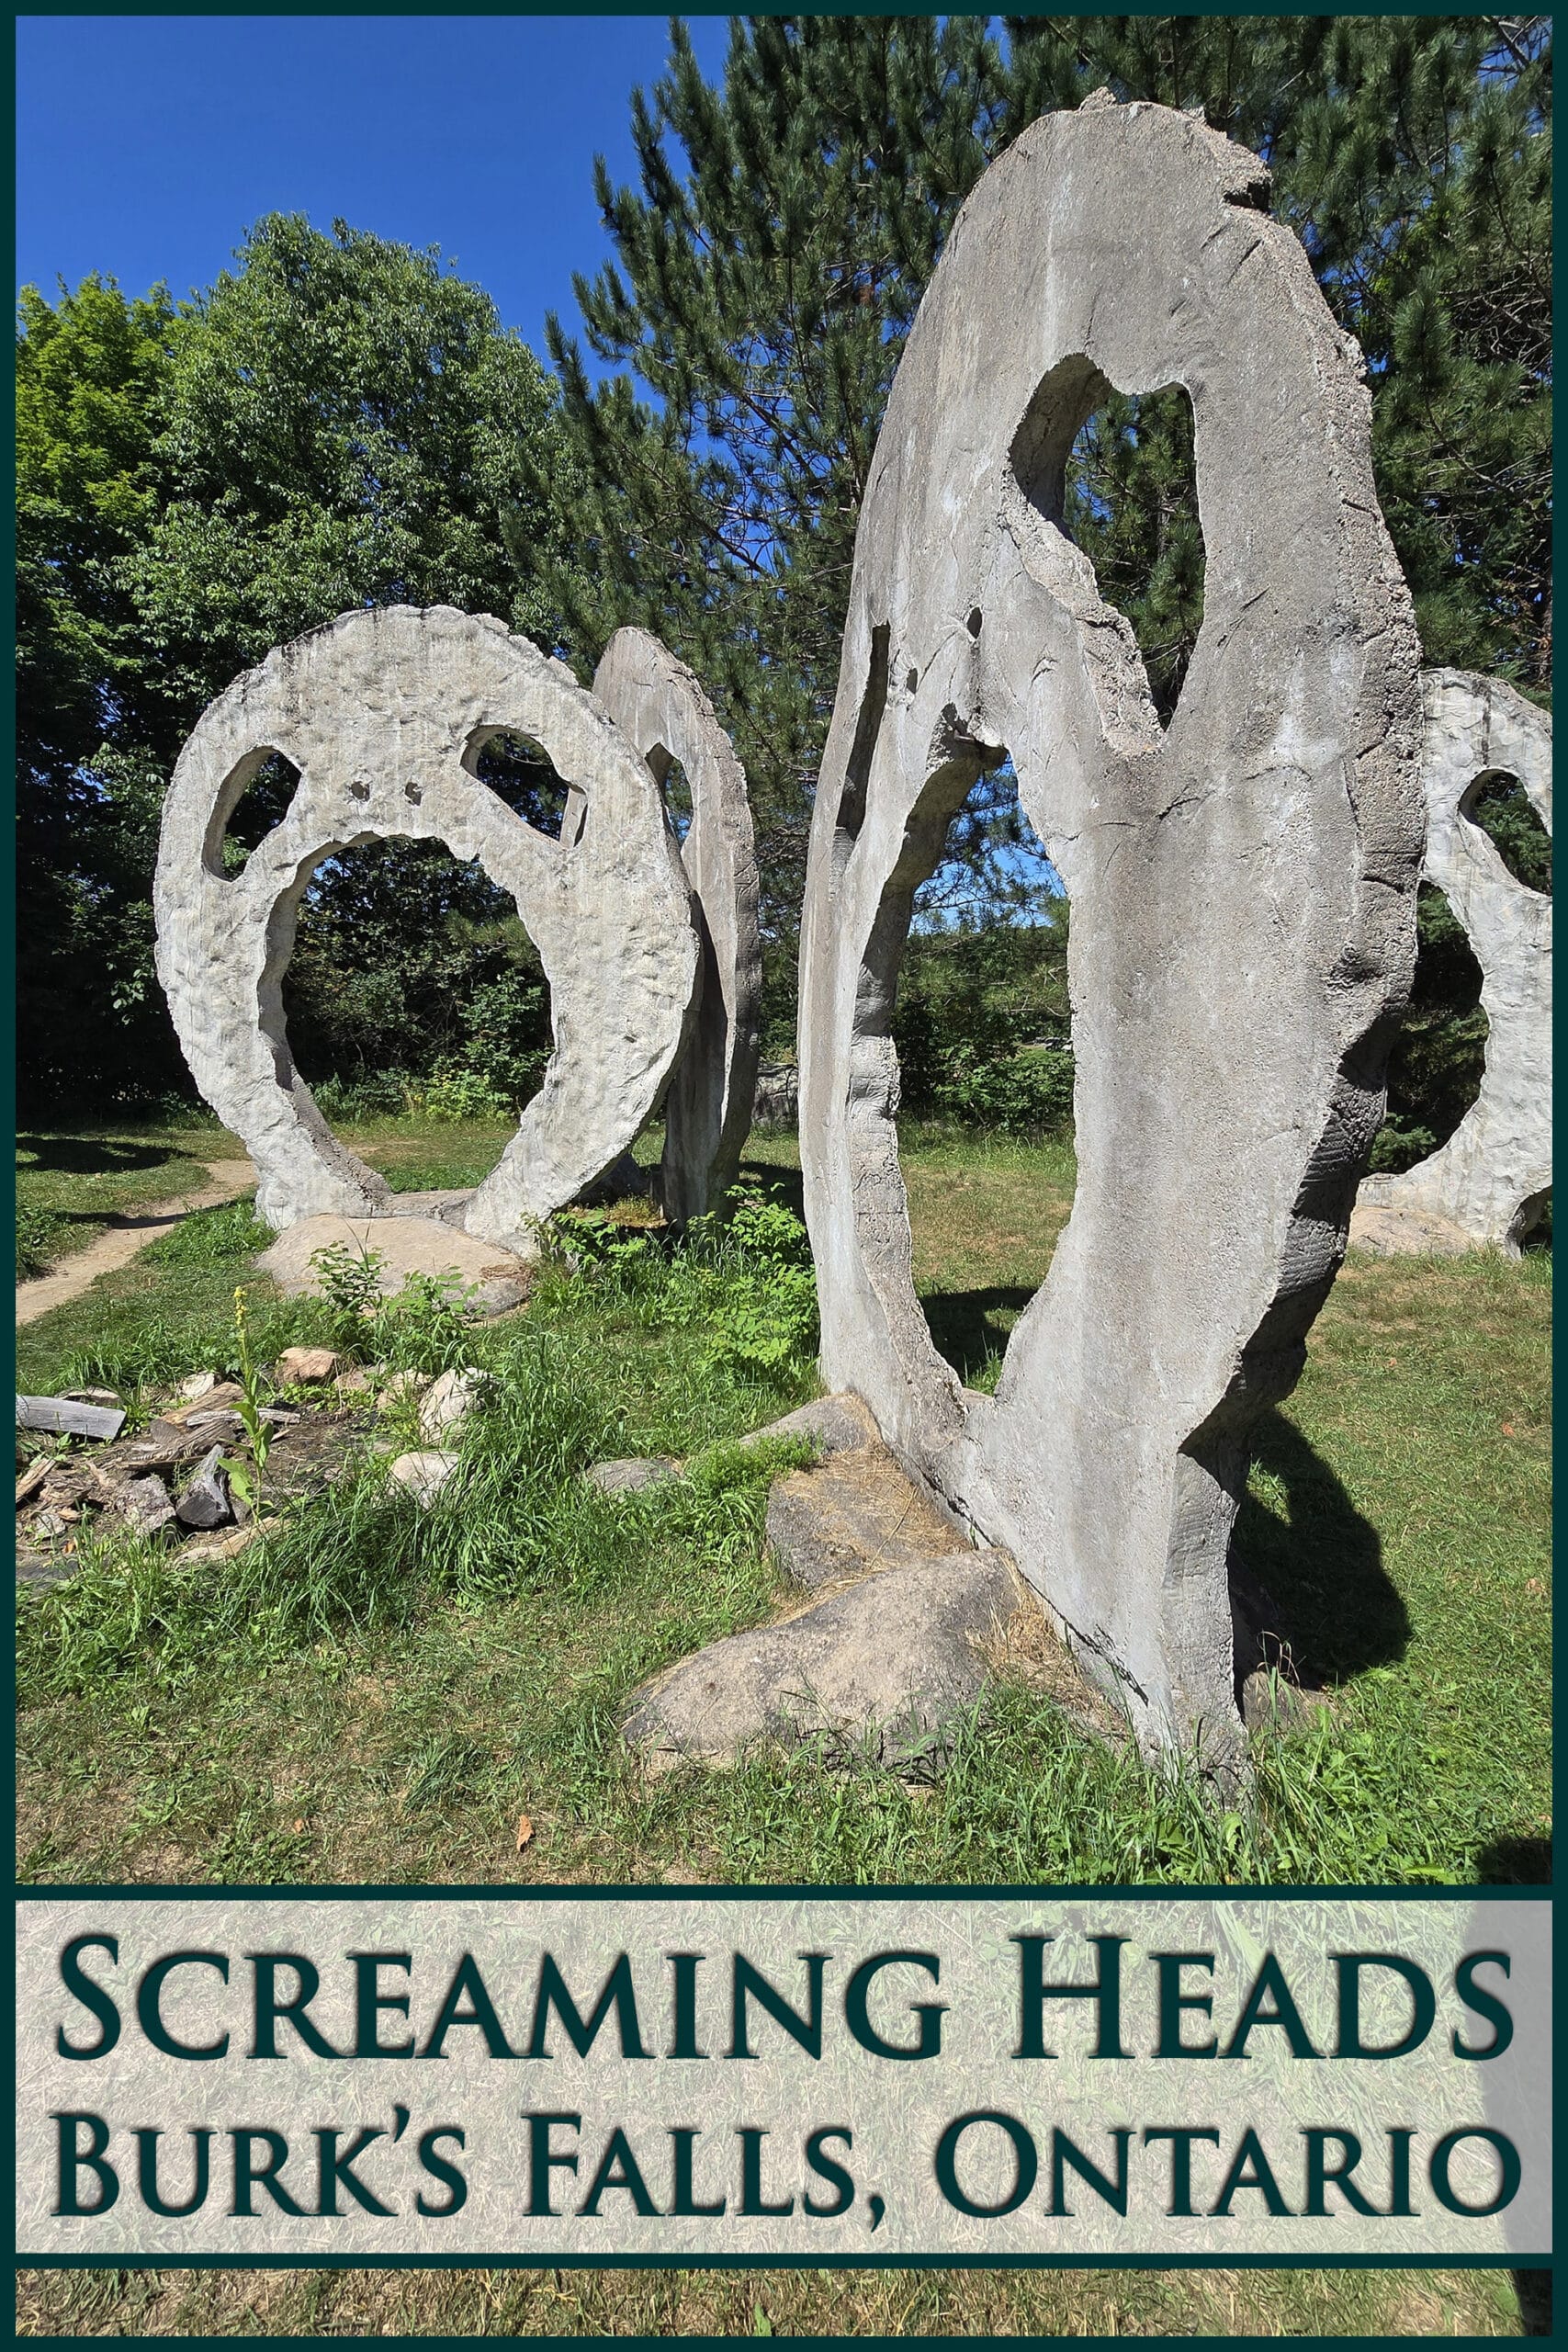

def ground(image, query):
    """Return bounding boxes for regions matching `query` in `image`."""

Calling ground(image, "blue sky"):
[16,13,735,363]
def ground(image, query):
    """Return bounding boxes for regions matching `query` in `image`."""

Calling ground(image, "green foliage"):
[1382,886,1490,1164]
[16,217,581,1113]
[16,1204,68,1281]
[141,1196,269,1266]
[552,1192,819,1377]
[896,904,1075,1136]
[309,1239,389,1346]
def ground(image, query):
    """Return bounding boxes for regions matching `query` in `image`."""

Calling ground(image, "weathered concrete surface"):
[1357,670,1551,1253]
[625,1550,1022,1770]
[256,1213,531,1317]
[155,605,700,1252]
[796,96,1424,1764]
[592,627,762,1221]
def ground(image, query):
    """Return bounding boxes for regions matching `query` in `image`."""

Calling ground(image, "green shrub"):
[16,1204,67,1280]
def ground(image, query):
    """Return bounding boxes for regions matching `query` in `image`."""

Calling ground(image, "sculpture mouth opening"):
[889,755,1077,1396]
[276,838,554,1170]
[1371,881,1487,1179]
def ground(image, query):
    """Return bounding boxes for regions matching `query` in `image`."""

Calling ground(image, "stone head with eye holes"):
[797,93,1426,1765]
[153,604,702,1253]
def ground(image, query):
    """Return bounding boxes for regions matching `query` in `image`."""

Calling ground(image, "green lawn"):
[15,1116,1550,1890]
[15,1116,249,1278]
[12,1114,1551,2342]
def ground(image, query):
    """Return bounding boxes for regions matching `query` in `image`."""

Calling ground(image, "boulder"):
[625,1550,1024,1770]
[417,1367,493,1444]
[389,1449,460,1508]
[258,1216,531,1318]
[737,1392,878,1463]
[274,1346,349,1385]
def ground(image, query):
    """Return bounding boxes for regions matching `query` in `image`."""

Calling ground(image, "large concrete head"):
[796,96,1424,1761]
[154,605,699,1250]
[592,627,763,1222]
[1359,670,1552,1252]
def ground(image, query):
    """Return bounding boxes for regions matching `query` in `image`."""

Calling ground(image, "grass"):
[15,1114,248,1277]
[15,1117,1550,1891]
[13,1114,1551,2338]
[13,2257,1541,2338]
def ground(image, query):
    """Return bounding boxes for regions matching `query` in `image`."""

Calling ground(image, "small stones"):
[175,1445,231,1532]
[584,1456,682,1496]
[274,1346,349,1385]
[389,1449,461,1508]
[417,1367,493,1444]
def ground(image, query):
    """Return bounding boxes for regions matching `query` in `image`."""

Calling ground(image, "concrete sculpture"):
[154,605,699,1252]
[1356,670,1551,1254]
[592,627,763,1220]
[796,95,1424,1762]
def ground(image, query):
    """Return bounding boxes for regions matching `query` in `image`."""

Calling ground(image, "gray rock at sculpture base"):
[258,1213,534,1307]
[1348,1201,1483,1259]
[154,605,700,1250]
[765,1437,967,1591]
[175,1445,231,1531]
[389,1449,460,1507]
[584,1456,682,1496]
[737,1393,878,1463]
[1358,670,1551,1255]
[593,628,763,1224]
[795,96,1423,1768]
[625,1550,1023,1771]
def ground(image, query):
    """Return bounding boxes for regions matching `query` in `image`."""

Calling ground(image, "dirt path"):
[16,1161,257,1329]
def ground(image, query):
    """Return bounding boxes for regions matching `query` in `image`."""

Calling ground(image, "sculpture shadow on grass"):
[17,1134,201,1182]
[1232,1408,1410,1685]
[1473,1835,1552,1886]
[919,1284,1036,1391]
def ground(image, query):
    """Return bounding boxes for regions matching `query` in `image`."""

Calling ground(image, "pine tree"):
[541,13,1551,1106]
[523,16,1011,1037]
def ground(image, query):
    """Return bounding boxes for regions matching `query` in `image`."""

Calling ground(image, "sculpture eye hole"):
[216,750,302,876]
[1461,770,1551,894]
[1009,358,1206,731]
[643,744,694,845]
[466,728,584,844]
